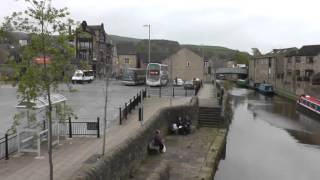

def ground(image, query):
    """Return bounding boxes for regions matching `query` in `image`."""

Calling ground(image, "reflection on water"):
[215,87,320,180]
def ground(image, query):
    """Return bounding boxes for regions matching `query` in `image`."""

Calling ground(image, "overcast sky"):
[1,0,320,53]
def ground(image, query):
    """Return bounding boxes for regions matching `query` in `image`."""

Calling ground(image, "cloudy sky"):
[1,0,320,53]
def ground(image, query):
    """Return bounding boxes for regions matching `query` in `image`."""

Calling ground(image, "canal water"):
[215,87,320,180]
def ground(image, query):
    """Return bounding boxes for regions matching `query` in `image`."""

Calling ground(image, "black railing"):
[0,133,18,160]
[59,117,100,138]
[119,88,147,125]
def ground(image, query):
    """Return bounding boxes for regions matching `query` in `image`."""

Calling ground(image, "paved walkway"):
[0,96,191,180]
[198,83,219,107]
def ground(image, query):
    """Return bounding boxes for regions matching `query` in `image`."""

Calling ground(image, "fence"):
[0,117,100,160]
[0,133,18,160]
[119,88,147,125]
[148,85,202,98]
[58,117,100,138]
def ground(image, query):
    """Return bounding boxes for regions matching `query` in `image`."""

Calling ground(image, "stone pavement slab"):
[198,83,219,107]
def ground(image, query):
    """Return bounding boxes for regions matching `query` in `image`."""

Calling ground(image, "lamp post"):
[143,24,151,65]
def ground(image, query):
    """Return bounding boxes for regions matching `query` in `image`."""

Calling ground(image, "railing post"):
[125,103,127,119]
[119,107,122,125]
[129,99,132,113]
[5,133,9,160]
[68,117,72,138]
[173,87,175,97]
[144,88,147,98]
[43,120,46,130]
[97,117,100,138]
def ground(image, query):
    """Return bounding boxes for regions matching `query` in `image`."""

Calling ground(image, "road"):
[215,87,320,180]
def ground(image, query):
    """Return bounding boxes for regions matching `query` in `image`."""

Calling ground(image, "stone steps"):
[198,107,222,128]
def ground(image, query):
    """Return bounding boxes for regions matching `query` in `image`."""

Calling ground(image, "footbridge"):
[215,68,248,75]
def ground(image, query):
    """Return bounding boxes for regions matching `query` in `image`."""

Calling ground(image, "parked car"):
[184,80,194,89]
[174,78,184,86]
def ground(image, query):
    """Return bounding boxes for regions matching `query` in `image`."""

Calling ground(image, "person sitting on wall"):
[152,129,166,153]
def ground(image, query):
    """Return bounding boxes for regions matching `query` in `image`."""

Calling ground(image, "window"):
[187,61,190,67]
[287,57,292,63]
[295,70,300,76]
[305,69,314,77]
[295,56,301,63]
[307,57,314,64]
[204,61,209,67]
[124,58,129,64]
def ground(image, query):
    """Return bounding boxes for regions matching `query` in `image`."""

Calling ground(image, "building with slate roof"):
[250,45,320,99]
[74,21,113,78]
[114,42,138,78]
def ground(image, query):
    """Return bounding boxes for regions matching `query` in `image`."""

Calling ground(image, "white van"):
[72,70,94,84]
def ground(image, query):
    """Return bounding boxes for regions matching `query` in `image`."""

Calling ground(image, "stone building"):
[114,42,138,78]
[162,48,204,81]
[74,21,113,77]
[250,46,320,99]
[249,48,297,87]
[282,45,320,98]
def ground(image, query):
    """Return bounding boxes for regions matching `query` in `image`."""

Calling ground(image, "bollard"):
[5,134,9,160]
[129,99,132,113]
[124,103,127,119]
[159,86,162,98]
[68,117,72,138]
[173,87,175,97]
[119,107,122,125]
[96,117,100,138]
[138,107,142,121]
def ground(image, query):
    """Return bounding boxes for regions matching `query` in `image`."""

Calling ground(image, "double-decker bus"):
[121,68,146,85]
[146,63,168,86]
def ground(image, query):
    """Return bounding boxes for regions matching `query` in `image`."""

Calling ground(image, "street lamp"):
[143,24,151,65]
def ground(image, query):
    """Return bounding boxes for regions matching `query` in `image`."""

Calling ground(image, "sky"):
[1,0,320,54]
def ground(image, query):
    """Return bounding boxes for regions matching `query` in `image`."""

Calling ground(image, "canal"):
[215,87,320,180]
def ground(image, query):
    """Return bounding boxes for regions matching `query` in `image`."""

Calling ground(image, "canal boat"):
[236,79,248,88]
[257,83,274,95]
[297,95,320,117]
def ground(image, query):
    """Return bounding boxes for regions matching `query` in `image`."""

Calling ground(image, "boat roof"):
[301,95,320,105]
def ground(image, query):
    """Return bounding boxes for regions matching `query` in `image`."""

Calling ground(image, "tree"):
[3,1,74,179]
[234,51,250,65]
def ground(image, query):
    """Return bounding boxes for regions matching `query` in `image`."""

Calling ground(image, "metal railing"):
[119,88,147,125]
[0,133,18,160]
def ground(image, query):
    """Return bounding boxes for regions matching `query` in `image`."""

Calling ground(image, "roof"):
[297,45,320,56]
[254,47,298,59]
[16,94,67,109]
[116,42,137,55]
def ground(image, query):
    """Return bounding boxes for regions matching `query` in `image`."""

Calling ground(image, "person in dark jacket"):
[153,130,164,152]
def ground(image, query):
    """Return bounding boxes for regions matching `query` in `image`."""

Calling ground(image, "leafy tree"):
[3,0,74,179]
[234,51,250,65]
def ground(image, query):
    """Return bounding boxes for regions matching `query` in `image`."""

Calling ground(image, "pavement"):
[198,83,219,107]
[0,96,191,180]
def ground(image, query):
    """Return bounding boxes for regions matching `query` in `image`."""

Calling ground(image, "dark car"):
[184,80,194,89]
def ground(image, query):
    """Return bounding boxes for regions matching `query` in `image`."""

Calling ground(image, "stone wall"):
[73,98,198,180]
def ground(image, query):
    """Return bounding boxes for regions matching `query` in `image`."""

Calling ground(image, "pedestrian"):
[153,129,165,153]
